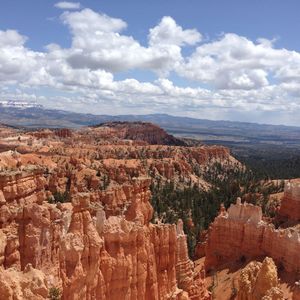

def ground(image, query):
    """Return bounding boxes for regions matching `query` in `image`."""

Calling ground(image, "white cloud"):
[61,8,126,33]
[54,2,81,10]
[0,30,46,84]
[149,16,201,46]
[177,33,300,90]
[59,9,194,74]
[0,29,26,46]
[0,8,300,125]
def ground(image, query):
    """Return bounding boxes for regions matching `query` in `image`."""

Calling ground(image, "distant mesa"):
[93,121,187,146]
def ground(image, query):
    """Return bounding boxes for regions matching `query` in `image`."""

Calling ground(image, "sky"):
[1,0,300,126]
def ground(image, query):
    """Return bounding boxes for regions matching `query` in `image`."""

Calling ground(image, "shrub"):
[49,287,61,300]
[48,191,70,204]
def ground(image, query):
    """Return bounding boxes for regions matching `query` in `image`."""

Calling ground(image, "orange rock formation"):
[237,257,284,300]
[278,180,300,222]
[0,263,48,300]
[92,122,186,146]
[0,125,217,299]
[205,198,300,273]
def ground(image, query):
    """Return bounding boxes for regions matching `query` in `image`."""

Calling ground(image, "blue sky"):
[2,1,300,51]
[0,1,300,125]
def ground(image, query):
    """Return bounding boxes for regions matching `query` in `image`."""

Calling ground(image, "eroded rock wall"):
[205,198,300,273]
[176,220,210,300]
[0,125,231,299]
[278,180,300,222]
[60,184,209,300]
[0,168,72,286]
[0,171,209,299]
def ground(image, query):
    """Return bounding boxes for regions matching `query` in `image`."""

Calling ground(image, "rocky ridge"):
[205,197,300,273]
[0,125,217,299]
[278,179,300,222]
[203,181,300,299]
[0,170,210,299]
[92,122,187,146]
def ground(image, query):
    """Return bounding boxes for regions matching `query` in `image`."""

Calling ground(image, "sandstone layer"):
[205,198,300,273]
[204,187,300,300]
[278,180,300,222]
[0,125,217,299]
[237,257,284,300]
[0,174,209,299]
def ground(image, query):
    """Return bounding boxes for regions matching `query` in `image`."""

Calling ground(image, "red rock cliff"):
[205,198,300,273]
[0,170,209,299]
[0,125,231,299]
[278,180,300,222]
[59,181,210,300]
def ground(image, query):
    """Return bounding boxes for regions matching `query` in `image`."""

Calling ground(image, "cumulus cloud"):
[149,16,201,46]
[61,8,126,33]
[0,8,300,124]
[177,33,300,90]
[59,9,194,74]
[0,30,46,84]
[54,2,81,10]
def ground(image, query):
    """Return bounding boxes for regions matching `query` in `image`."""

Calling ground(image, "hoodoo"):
[0,125,216,299]
[278,180,300,222]
[205,197,300,273]
[0,123,299,299]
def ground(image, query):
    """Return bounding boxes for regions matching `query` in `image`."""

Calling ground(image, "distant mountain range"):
[1,105,299,179]
[1,106,300,149]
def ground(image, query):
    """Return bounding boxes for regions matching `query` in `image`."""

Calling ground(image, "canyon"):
[0,123,299,299]
[0,124,217,300]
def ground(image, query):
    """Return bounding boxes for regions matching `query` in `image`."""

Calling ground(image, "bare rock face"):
[293,282,300,300]
[278,180,300,222]
[176,220,211,300]
[237,257,283,300]
[60,189,209,300]
[0,263,48,300]
[60,194,104,299]
[0,125,227,299]
[0,167,46,206]
[0,166,72,286]
[205,198,264,270]
[0,169,210,299]
[205,198,300,273]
